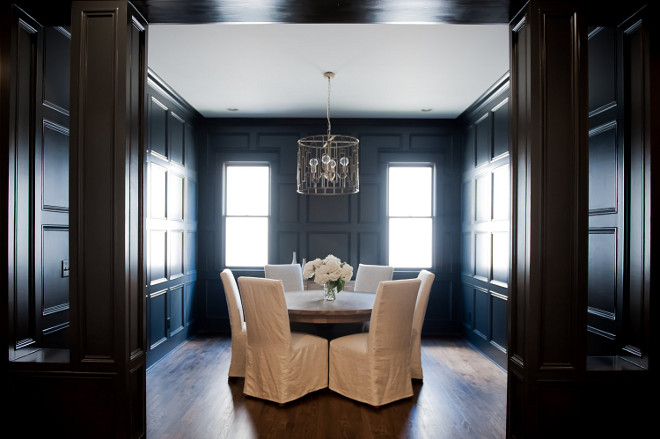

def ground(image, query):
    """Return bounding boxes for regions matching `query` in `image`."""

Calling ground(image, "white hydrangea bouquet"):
[303,254,353,297]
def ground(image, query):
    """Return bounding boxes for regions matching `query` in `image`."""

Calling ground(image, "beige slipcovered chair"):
[410,269,435,380]
[237,277,328,404]
[220,268,247,379]
[329,278,421,407]
[353,264,394,293]
[264,264,305,292]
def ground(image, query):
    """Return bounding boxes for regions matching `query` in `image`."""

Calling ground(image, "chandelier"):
[297,72,359,195]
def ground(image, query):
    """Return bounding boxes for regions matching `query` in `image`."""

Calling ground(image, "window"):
[224,165,269,267]
[388,165,433,268]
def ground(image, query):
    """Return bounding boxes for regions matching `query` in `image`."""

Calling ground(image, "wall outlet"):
[62,260,70,277]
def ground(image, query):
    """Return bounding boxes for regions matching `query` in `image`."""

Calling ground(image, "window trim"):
[222,162,271,268]
[386,162,435,269]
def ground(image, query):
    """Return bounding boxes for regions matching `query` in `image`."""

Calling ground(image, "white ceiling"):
[147,23,509,119]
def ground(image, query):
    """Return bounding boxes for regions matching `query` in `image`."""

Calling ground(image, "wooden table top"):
[285,290,376,324]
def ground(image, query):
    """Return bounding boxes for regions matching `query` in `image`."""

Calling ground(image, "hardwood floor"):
[146,334,507,438]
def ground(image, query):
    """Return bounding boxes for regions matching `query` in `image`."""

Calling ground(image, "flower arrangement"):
[303,254,353,293]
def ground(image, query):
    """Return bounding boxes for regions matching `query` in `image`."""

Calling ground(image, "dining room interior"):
[2,0,656,438]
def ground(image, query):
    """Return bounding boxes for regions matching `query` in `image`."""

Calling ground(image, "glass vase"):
[323,283,337,301]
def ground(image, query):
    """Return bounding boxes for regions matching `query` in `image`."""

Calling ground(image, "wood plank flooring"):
[146,334,507,439]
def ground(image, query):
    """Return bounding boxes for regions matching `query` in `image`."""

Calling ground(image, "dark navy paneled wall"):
[197,118,463,336]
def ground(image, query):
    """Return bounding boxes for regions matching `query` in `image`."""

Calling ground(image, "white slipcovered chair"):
[329,278,421,407]
[353,264,394,293]
[264,264,305,292]
[220,268,247,379]
[237,277,328,404]
[410,269,435,380]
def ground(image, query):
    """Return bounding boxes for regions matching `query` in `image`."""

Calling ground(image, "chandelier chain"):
[326,74,332,138]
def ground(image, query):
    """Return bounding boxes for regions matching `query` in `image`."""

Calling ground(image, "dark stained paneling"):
[149,96,168,157]
[149,230,167,285]
[42,227,69,311]
[168,172,184,220]
[475,113,492,167]
[42,26,70,113]
[42,122,69,209]
[588,26,617,113]
[586,24,624,358]
[169,285,185,335]
[588,230,617,317]
[145,72,200,367]
[169,231,184,279]
[169,111,185,165]
[492,99,509,158]
[277,232,299,263]
[459,76,510,369]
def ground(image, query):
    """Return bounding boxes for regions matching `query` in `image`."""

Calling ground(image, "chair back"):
[238,277,291,348]
[221,269,244,334]
[412,270,435,339]
[264,264,305,292]
[353,264,394,293]
[368,279,421,353]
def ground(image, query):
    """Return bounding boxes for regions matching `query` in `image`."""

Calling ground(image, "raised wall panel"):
[148,290,168,349]
[169,231,184,279]
[186,179,197,221]
[169,112,185,165]
[278,183,299,223]
[462,232,474,275]
[464,125,475,170]
[475,114,492,167]
[410,133,451,151]
[204,279,226,320]
[277,232,299,264]
[42,121,69,210]
[185,231,196,275]
[588,27,616,112]
[208,132,249,149]
[588,123,617,213]
[492,164,510,220]
[258,134,299,174]
[149,163,167,219]
[167,172,184,221]
[43,26,70,113]
[475,173,491,222]
[462,180,473,224]
[475,232,491,281]
[358,183,379,224]
[184,282,196,326]
[42,227,69,312]
[491,232,509,287]
[358,134,401,175]
[149,96,168,157]
[492,99,509,158]
[358,232,379,265]
[169,286,184,335]
[588,229,617,316]
[149,230,167,285]
[462,285,475,328]
[491,293,508,349]
[308,195,350,224]
[185,125,196,169]
[307,232,350,262]
[474,287,490,340]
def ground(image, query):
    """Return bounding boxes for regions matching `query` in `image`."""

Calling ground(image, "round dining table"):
[285,290,376,324]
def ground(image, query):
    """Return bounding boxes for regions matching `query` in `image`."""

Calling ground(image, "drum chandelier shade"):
[297,72,359,195]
